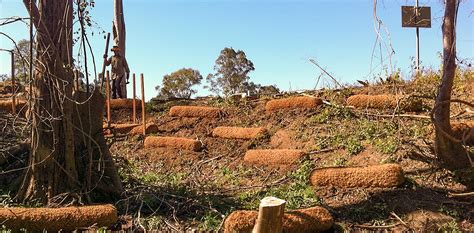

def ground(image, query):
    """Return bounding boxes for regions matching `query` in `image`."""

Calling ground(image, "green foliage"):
[198,212,222,231]
[307,106,354,124]
[206,47,255,96]
[155,68,203,99]
[374,136,399,154]
[438,220,461,232]
[345,137,364,155]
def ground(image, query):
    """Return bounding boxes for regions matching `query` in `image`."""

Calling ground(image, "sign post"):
[402,1,431,72]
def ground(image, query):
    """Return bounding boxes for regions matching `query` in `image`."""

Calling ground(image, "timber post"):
[140,73,146,136]
[132,73,136,124]
[106,70,111,127]
[252,197,286,233]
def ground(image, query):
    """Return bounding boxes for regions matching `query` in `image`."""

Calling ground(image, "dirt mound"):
[224,206,333,233]
[169,106,222,118]
[108,98,142,110]
[451,121,474,145]
[310,163,404,188]
[0,204,117,231]
[265,96,323,112]
[244,149,305,166]
[212,126,266,139]
[130,123,159,135]
[346,94,422,112]
[144,136,202,151]
[0,99,27,112]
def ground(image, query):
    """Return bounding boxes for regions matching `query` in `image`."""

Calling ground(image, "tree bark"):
[433,0,469,170]
[113,0,127,98]
[18,0,123,205]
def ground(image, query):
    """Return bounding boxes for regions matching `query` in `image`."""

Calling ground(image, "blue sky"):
[1,0,473,99]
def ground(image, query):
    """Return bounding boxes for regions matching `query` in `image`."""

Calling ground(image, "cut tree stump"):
[0,204,117,231]
[224,206,334,233]
[253,197,286,233]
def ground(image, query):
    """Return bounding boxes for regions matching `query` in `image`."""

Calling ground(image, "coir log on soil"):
[244,149,306,166]
[212,126,267,139]
[0,99,27,112]
[310,163,405,188]
[130,123,159,135]
[451,121,474,145]
[346,94,422,112]
[0,204,117,231]
[169,105,222,118]
[265,96,323,112]
[144,136,202,152]
[107,98,142,110]
[104,123,139,135]
[223,206,333,233]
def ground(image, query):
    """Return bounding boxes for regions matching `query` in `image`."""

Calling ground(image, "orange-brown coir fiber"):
[346,94,422,112]
[169,105,222,118]
[0,204,117,232]
[105,123,139,135]
[107,98,142,110]
[0,99,26,112]
[144,136,202,151]
[310,163,405,188]
[223,206,334,233]
[212,127,267,139]
[451,121,474,145]
[130,123,159,135]
[244,149,306,166]
[265,96,323,112]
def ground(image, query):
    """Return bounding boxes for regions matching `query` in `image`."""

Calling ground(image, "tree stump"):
[252,197,286,233]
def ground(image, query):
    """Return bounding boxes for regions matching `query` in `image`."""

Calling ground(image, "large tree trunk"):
[18,0,123,205]
[113,0,127,98]
[433,0,469,170]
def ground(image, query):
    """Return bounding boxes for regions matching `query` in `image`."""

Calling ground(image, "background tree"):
[19,0,123,204]
[433,0,472,170]
[13,39,36,83]
[206,47,255,96]
[155,68,203,99]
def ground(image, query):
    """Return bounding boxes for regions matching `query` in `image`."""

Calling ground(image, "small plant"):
[374,137,399,154]
[438,220,460,232]
[332,157,348,167]
[199,212,222,231]
[144,216,163,230]
[345,137,364,155]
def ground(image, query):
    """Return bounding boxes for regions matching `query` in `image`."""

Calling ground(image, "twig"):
[390,212,409,228]
[354,223,401,229]
[448,192,474,198]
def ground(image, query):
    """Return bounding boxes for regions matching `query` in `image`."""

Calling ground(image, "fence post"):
[11,51,16,114]
[140,73,146,136]
[106,70,111,127]
[132,73,136,124]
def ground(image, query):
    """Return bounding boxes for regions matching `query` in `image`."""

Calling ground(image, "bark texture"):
[433,0,469,170]
[18,0,123,204]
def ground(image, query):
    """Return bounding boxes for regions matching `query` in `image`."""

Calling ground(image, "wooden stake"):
[140,73,146,136]
[106,70,111,127]
[252,197,286,233]
[11,51,16,114]
[100,32,111,92]
[75,69,80,91]
[132,73,136,124]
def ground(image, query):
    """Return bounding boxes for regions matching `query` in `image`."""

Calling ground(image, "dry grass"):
[144,136,202,151]
[265,96,323,112]
[224,206,333,233]
[244,149,306,167]
[212,126,267,139]
[108,98,142,110]
[0,204,117,231]
[169,106,222,118]
[310,163,405,188]
[346,94,422,112]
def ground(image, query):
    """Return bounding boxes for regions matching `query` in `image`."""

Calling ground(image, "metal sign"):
[401,6,431,28]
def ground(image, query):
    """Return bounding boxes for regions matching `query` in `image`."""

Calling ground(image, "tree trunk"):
[113,0,127,98]
[433,0,469,170]
[18,0,123,205]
